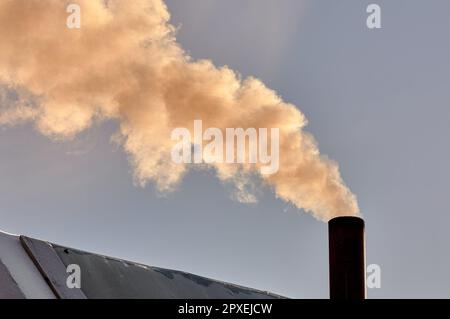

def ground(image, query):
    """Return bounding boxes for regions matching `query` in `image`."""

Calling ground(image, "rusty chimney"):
[328,216,366,299]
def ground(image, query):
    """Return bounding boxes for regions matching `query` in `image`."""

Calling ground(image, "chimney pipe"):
[328,216,366,300]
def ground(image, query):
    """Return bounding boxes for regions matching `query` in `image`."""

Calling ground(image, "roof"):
[0,231,284,299]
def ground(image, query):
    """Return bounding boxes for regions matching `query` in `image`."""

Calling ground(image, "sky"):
[1,0,450,298]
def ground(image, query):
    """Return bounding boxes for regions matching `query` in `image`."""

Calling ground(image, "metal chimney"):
[328,216,366,299]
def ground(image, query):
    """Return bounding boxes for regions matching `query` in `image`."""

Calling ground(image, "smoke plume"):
[0,0,359,221]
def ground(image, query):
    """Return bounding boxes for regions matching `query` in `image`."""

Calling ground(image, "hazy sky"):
[1,0,450,298]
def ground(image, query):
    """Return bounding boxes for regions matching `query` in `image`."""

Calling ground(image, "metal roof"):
[0,231,284,299]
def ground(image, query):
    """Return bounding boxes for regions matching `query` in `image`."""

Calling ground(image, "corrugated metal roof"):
[0,231,284,299]
[20,236,87,299]
[0,259,25,299]
[0,232,56,299]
